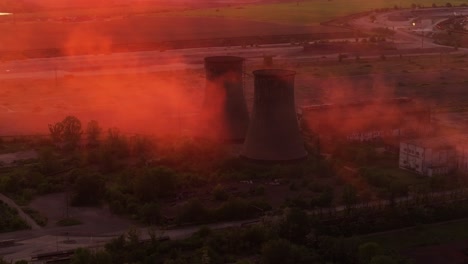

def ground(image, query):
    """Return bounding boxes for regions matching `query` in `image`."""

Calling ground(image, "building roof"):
[403,135,468,150]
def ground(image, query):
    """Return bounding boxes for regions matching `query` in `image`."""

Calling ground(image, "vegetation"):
[22,207,48,227]
[0,200,29,232]
[64,209,407,264]
[56,217,82,226]
[162,0,468,25]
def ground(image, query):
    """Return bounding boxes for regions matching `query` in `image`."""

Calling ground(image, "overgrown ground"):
[363,218,468,250]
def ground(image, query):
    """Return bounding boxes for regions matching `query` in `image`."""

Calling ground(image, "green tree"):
[213,184,228,201]
[104,128,129,158]
[71,248,93,264]
[38,147,60,174]
[279,208,310,243]
[86,120,102,148]
[370,255,398,264]
[261,239,294,264]
[48,121,64,144]
[342,185,358,209]
[71,171,105,206]
[359,242,382,264]
[133,167,178,202]
[61,116,83,151]
[131,135,153,160]
[138,202,161,224]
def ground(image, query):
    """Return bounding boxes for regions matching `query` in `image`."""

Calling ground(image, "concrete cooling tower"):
[200,56,250,142]
[242,69,307,161]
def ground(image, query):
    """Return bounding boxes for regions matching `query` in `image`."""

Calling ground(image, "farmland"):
[161,0,468,25]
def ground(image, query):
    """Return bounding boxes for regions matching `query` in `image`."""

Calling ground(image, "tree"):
[71,248,93,264]
[38,147,60,174]
[61,116,82,151]
[48,121,64,144]
[131,135,153,163]
[86,120,102,148]
[342,185,358,209]
[99,128,129,172]
[49,116,82,150]
[445,2,452,7]
[359,242,382,264]
[104,128,129,158]
[279,208,310,243]
[71,171,105,206]
[370,255,398,264]
[133,167,178,202]
[261,239,294,264]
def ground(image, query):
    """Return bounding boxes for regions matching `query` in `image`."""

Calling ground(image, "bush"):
[133,167,178,202]
[56,217,82,226]
[177,199,210,223]
[213,184,229,201]
[359,242,382,264]
[0,201,30,232]
[71,172,105,206]
[22,207,48,227]
[261,239,294,264]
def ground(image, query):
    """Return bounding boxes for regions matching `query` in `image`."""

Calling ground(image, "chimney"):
[242,69,307,161]
[200,56,249,142]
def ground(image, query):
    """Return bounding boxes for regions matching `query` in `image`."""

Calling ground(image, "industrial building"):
[300,97,431,144]
[399,136,468,177]
[199,56,250,142]
[242,69,307,161]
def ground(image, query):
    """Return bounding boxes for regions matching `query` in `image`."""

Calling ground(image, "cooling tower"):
[200,56,249,142]
[242,69,307,161]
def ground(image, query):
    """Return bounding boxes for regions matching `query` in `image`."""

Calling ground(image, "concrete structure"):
[200,56,249,142]
[300,98,431,144]
[399,136,468,177]
[399,138,456,176]
[242,69,307,161]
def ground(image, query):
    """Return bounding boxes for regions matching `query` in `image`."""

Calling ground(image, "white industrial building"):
[399,137,468,177]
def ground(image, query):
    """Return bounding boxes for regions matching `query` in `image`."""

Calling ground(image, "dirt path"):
[0,193,42,231]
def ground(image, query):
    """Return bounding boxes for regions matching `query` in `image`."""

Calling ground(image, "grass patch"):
[22,207,48,227]
[56,217,82,227]
[362,219,468,250]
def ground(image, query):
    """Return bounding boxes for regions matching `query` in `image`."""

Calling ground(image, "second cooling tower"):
[242,69,307,161]
[201,56,249,142]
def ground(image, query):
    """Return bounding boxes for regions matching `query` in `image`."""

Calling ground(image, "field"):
[162,0,468,25]
[2,0,467,53]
